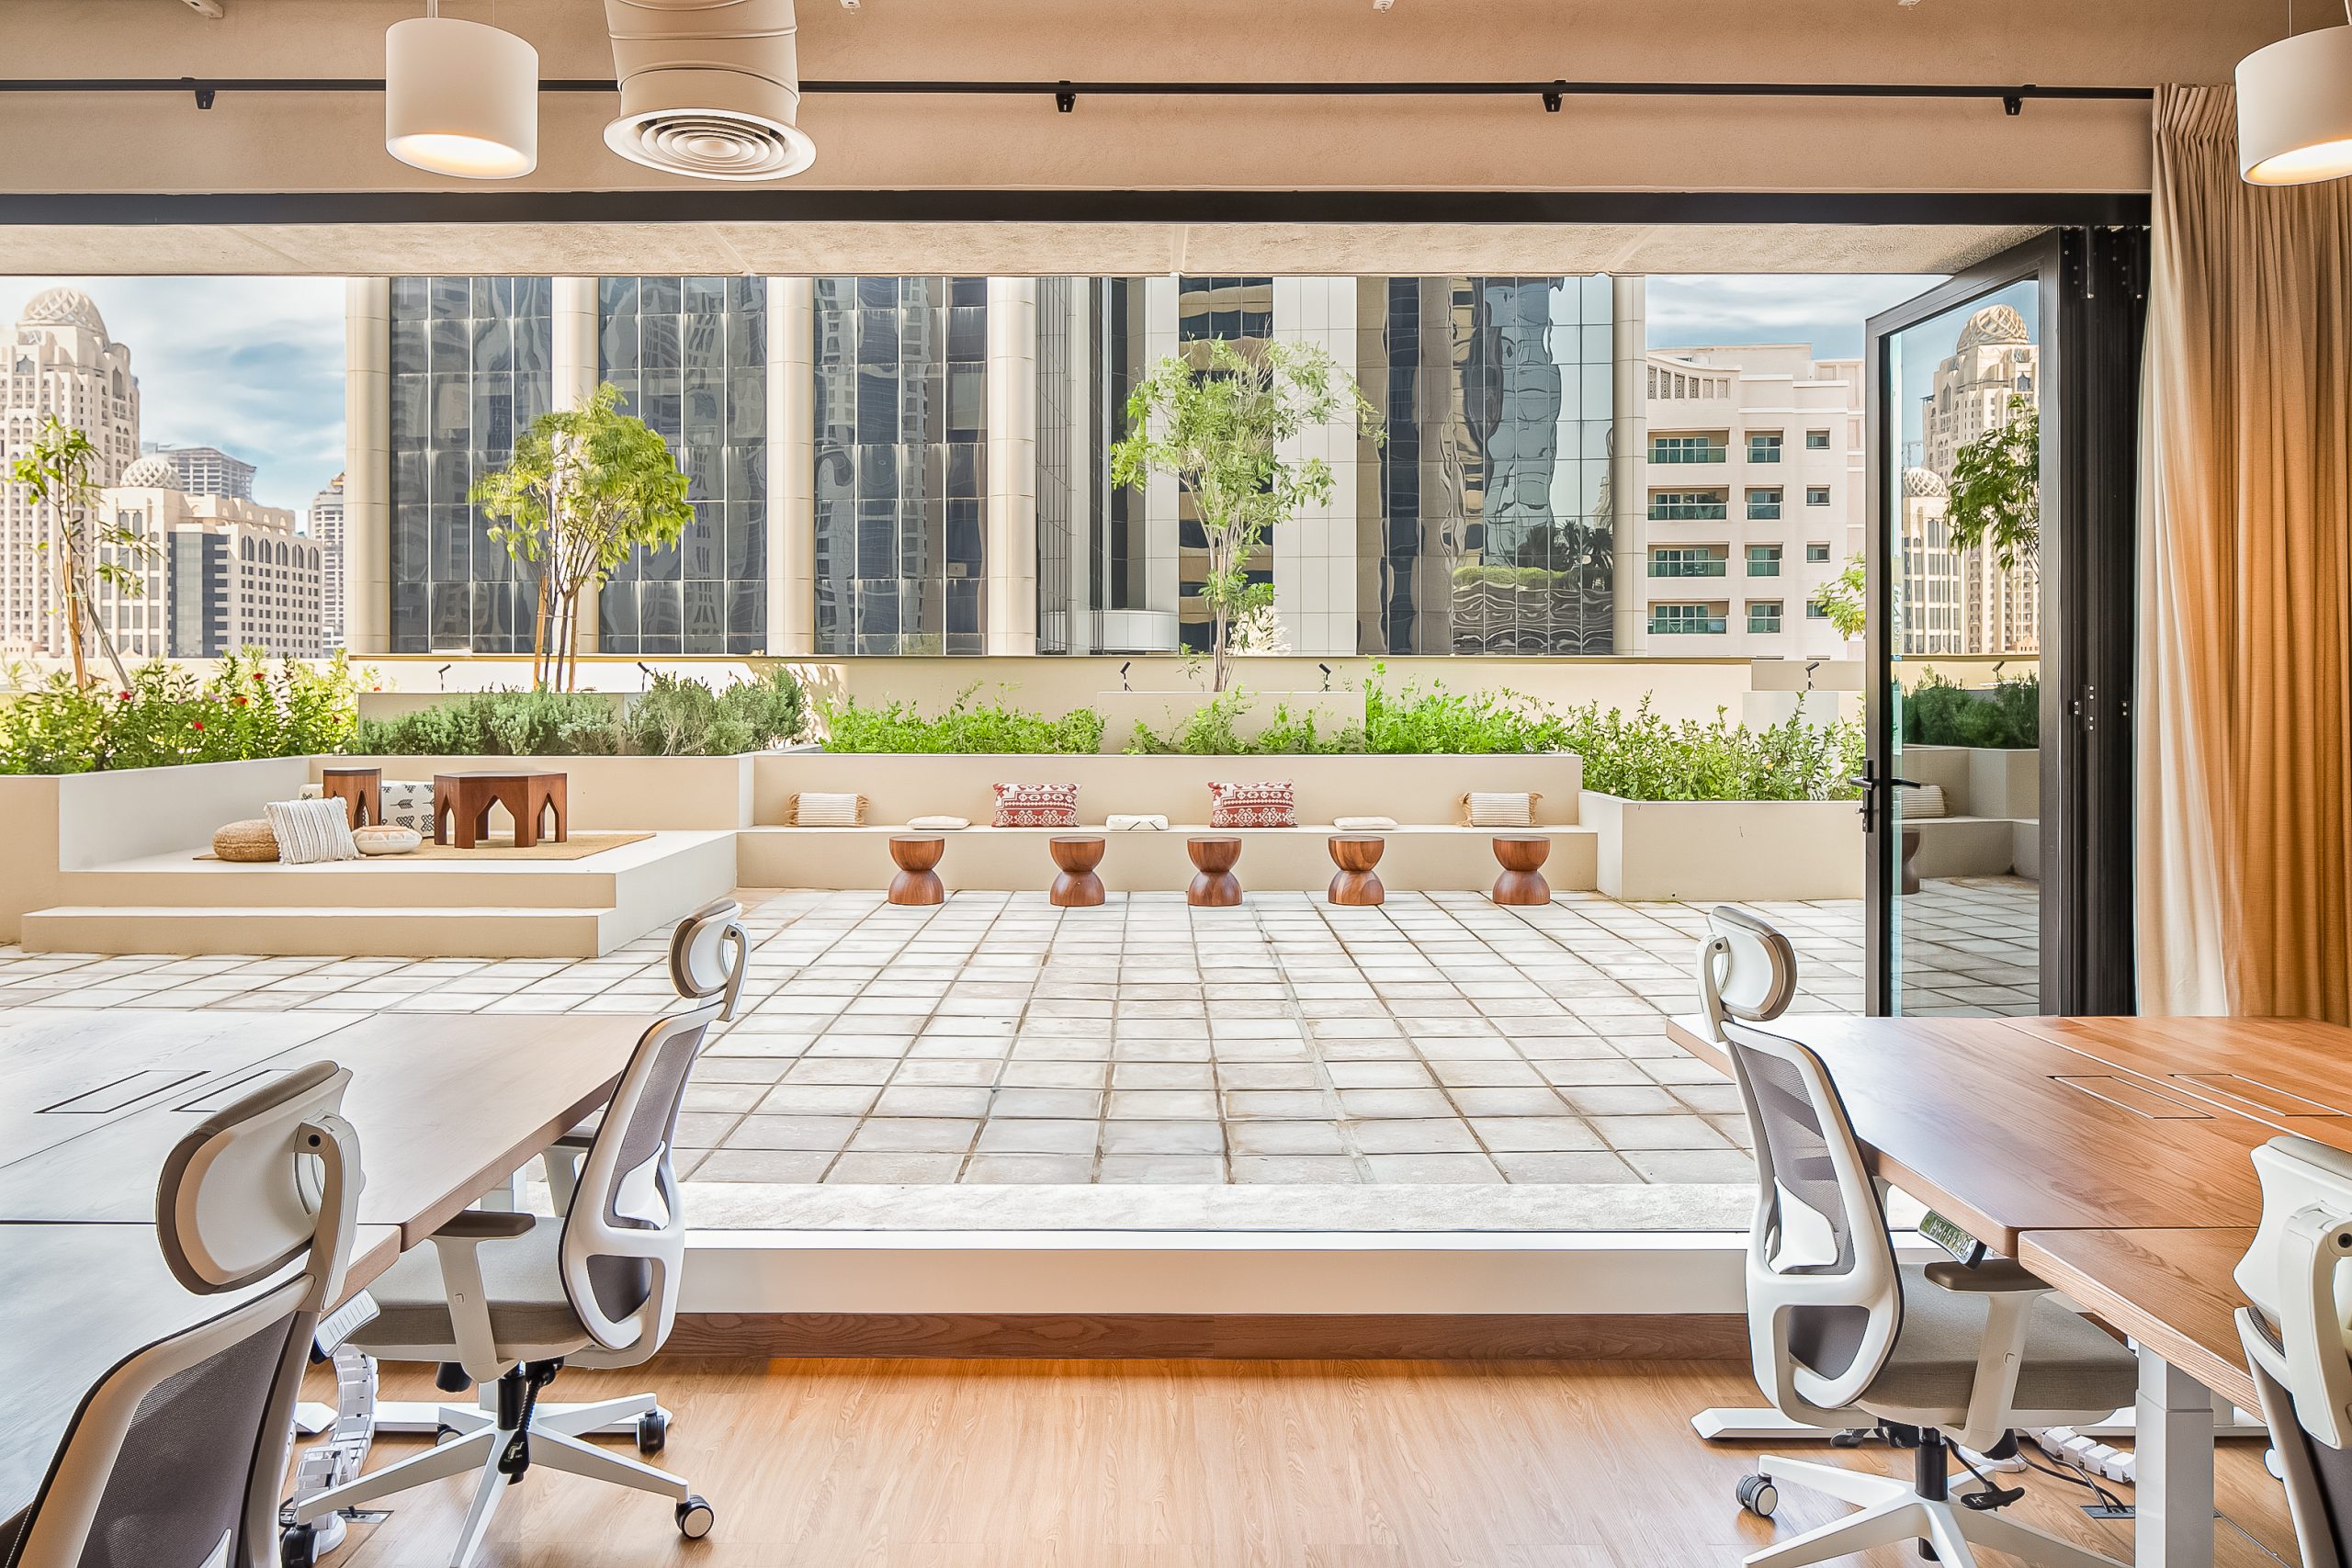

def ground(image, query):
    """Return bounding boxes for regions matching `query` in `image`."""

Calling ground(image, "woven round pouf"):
[212,818,279,863]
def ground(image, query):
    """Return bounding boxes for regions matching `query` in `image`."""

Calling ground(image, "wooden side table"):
[1186,837,1242,908]
[319,765,382,829]
[1327,834,1385,906]
[433,770,569,850]
[1047,836,1107,908]
[1490,834,1552,905]
[888,836,946,906]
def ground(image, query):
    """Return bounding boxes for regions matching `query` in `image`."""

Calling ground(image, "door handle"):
[1849,766,1922,833]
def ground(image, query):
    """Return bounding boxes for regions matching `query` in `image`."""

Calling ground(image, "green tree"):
[1812,555,1869,642]
[474,383,693,691]
[9,416,156,690]
[1944,393,2040,570]
[1111,339,1382,691]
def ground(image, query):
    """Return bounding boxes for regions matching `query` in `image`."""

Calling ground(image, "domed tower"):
[3,286,143,660]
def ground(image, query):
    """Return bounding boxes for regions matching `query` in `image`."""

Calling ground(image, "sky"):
[1,276,345,517]
[1644,273,1947,361]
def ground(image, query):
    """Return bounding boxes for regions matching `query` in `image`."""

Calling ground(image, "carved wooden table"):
[1490,834,1552,905]
[432,770,568,849]
[1186,837,1243,908]
[1326,834,1385,906]
[888,835,946,905]
[1047,836,1107,907]
[319,764,383,829]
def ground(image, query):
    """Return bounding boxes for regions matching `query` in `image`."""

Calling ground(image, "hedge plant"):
[0,650,360,774]
[818,688,1104,754]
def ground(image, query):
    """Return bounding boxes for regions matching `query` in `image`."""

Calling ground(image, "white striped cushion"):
[1905,784,1949,820]
[264,797,360,864]
[1462,791,1540,828]
[790,792,865,827]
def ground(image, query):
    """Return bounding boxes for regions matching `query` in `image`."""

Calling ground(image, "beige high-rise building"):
[2,288,144,660]
[310,473,347,651]
[1637,343,1865,658]
[107,456,322,658]
[1912,303,2041,654]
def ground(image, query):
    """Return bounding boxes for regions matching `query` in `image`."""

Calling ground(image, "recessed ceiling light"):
[384,2,540,180]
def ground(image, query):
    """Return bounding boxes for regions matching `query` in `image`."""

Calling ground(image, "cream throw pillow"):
[265,797,360,864]
[1107,814,1169,831]
[908,814,969,831]
[1334,815,1399,832]
[789,792,866,827]
[1462,791,1540,828]
[1905,784,1950,820]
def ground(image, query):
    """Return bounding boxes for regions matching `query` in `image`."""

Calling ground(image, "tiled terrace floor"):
[0,878,2038,1191]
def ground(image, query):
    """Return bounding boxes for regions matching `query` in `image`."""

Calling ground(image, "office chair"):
[545,897,746,1212]
[2234,1134,2352,1568]
[6,1063,359,1568]
[290,1003,720,1568]
[1722,1020,2139,1568]
[1698,904,1802,1043]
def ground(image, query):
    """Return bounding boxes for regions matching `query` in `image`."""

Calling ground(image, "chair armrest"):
[433,1209,537,1241]
[1923,1258,2051,1294]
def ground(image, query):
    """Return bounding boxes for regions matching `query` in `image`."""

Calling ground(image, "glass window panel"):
[639,276,683,315]
[639,579,683,645]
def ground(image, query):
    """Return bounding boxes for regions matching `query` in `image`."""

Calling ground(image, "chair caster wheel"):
[1736,1473,1779,1519]
[279,1522,319,1568]
[637,1409,668,1455]
[435,1423,461,1444]
[676,1495,715,1539]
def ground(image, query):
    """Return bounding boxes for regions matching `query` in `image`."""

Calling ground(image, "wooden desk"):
[2001,1015,2352,1143]
[2018,1227,2261,1416]
[0,1221,401,1528]
[0,1010,653,1247]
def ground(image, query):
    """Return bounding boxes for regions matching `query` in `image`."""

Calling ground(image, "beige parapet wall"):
[1581,790,1864,903]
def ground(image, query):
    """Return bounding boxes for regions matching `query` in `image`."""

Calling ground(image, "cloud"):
[1644,274,1949,361]
[0,276,345,515]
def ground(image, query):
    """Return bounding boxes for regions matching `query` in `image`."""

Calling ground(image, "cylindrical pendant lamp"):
[2238,24,2352,186]
[385,6,540,179]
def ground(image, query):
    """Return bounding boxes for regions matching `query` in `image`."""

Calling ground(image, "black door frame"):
[1860,228,2144,1017]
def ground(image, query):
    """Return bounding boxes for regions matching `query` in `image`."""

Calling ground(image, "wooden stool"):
[319,764,382,829]
[1186,837,1242,908]
[1327,834,1386,906]
[888,835,946,905]
[433,770,569,849]
[1490,834,1552,905]
[1048,836,1107,908]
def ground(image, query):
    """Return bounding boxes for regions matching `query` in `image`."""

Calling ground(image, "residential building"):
[310,473,346,650]
[108,455,322,658]
[1,288,144,660]
[1636,343,1865,658]
[345,273,1637,660]
[143,443,256,501]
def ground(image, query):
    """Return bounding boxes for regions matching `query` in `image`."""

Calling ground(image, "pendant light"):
[385,1,540,179]
[2237,6,2352,186]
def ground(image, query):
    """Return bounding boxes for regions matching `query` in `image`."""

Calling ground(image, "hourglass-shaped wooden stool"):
[1047,836,1107,907]
[1490,833,1552,906]
[1186,837,1243,907]
[887,835,946,905]
[1326,835,1386,906]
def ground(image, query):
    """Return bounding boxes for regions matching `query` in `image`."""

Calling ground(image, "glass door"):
[1861,242,2059,1016]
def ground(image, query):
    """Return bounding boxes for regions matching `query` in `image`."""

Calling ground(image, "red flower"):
[252,671,266,682]
[191,719,205,732]
[233,695,249,707]
[117,691,132,702]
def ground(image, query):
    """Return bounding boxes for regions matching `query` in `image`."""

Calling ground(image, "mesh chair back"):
[1698,906,1799,1041]
[560,1003,720,1355]
[7,1065,358,1568]
[667,898,748,1021]
[1722,1021,1902,1413]
[2245,1311,2352,1568]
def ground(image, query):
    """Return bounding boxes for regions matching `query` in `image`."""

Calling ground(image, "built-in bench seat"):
[737,822,1601,895]
[1904,814,2041,883]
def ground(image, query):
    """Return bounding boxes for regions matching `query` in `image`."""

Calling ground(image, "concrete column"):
[767,276,817,656]
[1063,280,1093,653]
[1271,276,1357,658]
[550,277,600,656]
[1611,274,1649,657]
[1140,274,1182,625]
[983,276,1039,655]
[341,276,391,656]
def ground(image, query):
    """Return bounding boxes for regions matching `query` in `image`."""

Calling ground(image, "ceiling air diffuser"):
[604,0,818,181]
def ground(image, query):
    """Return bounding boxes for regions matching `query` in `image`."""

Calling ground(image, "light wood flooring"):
[322,1358,2296,1568]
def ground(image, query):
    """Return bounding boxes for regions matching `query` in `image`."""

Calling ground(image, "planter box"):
[0,756,313,941]
[1093,691,1368,754]
[329,753,757,831]
[757,750,1582,829]
[1581,790,1862,902]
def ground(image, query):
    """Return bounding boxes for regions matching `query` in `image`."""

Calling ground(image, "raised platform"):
[738,823,1601,896]
[19,829,738,958]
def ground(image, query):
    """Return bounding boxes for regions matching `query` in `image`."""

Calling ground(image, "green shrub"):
[1363,668,1570,754]
[820,687,1104,753]
[1902,671,2039,749]
[1559,698,1863,803]
[354,689,622,757]
[0,651,360,775]
[1123,688,1362,755]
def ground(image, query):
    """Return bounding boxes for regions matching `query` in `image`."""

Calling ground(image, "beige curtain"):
[2139,84,2352,1021]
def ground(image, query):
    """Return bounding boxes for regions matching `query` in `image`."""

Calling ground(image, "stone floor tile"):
[989,1087,1105,1119]
[845,1118,981,1154]
[825,1152,965,1183]
[1106,1089,1219,1120]
[963,1154,1097,1184]
[1095,1155,1228,1184]
[975,1119,1100,1155]
[692,1149,834,1182]
[1226,1121,1348,1156]
[1558,1086,1688,1116]
[725,1114,859,1151]
[1360,1152,1502,1183]
[1099,1121,1226,1156]
[1493,1151,1642,1184]
[1347,1118,1479,1155]
[1469,1116,1607,1153]
[1231,1156,1363,1184]
[1589,1114,1732,1151]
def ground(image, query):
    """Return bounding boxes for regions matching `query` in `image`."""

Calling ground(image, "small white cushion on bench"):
[1107,814,1170,830]
[908,814,968,830]
[1334,815,1399,832]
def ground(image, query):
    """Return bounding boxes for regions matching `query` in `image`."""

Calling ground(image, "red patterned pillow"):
[1207,780,1296,829]
[993,782,1080,829]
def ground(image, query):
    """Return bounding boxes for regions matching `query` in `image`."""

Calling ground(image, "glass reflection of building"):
[1360,276,1616,654]
[597,276,768,655]
[811,276,987,656]
[386,276,550,653]
[1175,276,1275,652]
